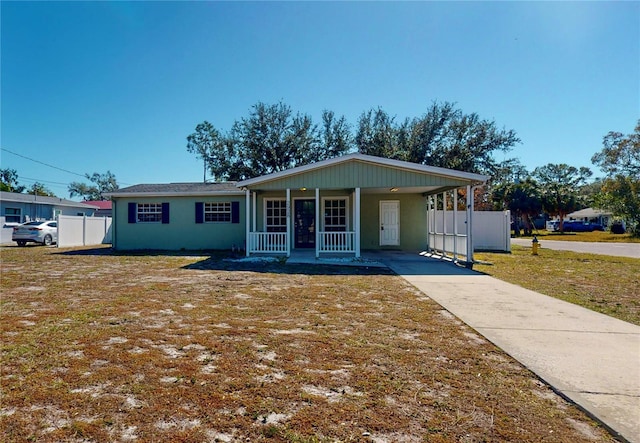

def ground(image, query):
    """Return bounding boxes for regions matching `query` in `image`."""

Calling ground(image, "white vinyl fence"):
[57,215,112,247]
[429,210,511,253]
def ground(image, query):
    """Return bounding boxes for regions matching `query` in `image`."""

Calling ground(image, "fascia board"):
[237,153,489,188]
[106,191,246,198]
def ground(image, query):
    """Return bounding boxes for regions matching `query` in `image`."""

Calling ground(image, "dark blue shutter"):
[195,202,204,224]
[231,201,240,224]
[128,203,137,223]
[162,203,170,224]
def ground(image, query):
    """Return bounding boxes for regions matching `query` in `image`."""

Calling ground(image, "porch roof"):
[237,154,488,194]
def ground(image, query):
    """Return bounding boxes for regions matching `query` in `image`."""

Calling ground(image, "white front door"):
[380,200,400,246]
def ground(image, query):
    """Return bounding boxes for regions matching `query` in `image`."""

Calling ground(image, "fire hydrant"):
[532,236,540,255]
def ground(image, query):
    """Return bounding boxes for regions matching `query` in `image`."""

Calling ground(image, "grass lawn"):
[0,245,615,442]
[474,246,640,326]
[516,230,640,243]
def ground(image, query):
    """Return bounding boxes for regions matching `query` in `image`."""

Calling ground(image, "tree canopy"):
[0,168,25,193]
[187,101,519,181]
[68,171,119,201]
[533,163,592,231]
[187,102,353,181]
[591,120,640,235]
[355,102,521,175]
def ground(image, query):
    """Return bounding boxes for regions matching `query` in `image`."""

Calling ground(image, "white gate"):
[57,215,112,247]
[428,210,510,253]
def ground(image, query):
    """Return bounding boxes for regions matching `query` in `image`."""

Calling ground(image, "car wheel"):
[16,240,27,247]
[43,234,53,246]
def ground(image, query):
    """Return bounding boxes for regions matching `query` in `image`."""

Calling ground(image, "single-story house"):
[107,154,488,262]
[567,208,613,227]
[83,200,113,217]
[1,191,99,225]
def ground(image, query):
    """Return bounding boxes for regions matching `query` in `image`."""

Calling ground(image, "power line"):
[20,176,71,186]
[1,147,87,178]
[1,146,132,186]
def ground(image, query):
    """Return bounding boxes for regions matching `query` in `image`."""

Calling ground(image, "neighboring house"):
[0,191,100,244]
[567,207,613,227]
[0,191,99,225]
[107,154,488,261]
[83,200,112,217]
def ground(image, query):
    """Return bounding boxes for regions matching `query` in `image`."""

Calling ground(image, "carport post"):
[453,190,458,260]
[466,185,473,264]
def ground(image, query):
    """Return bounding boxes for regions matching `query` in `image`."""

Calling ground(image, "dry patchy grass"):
[475,246,640,326]
[1,245,616,442]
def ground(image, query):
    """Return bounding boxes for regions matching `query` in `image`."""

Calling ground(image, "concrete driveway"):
[369,251,640,443]
[511,238,640,258]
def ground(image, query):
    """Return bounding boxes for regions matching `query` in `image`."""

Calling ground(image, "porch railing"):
[319,231,355,253]
[247,232,287,253]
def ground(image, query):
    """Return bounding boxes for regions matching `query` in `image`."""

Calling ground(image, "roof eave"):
[236,153,489,188]
[106,190,246,198]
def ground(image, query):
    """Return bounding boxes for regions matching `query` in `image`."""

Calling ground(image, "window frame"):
[4,207,21,224]
[204,202,232,223]
[264,198,287,232]
[136,203,163,223]
[322,197,349,232]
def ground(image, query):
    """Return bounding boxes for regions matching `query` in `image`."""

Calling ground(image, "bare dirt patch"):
[0,246,616,442]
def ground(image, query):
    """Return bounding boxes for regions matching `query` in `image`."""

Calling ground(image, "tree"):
[591,120,640,235]
[0,168,25,193]
[492,178,542,236]
[223,102,352,180]
[68,171,119,201]
[355,102,520,175]
[533,164,592,232]
[27,182,56,197]
[355,108,398,158]
[186,121,228,182]
[591,120,640,178]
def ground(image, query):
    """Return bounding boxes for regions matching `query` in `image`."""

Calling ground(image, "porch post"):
[315,188,320,258]
[245,188,250,257]
[426,196,431,253]
[453,190,458,260]
[442,191,447,248]
[252,191,257,232]
[286,188,291,257]
[355,187,361,258]
[466,185,473,264]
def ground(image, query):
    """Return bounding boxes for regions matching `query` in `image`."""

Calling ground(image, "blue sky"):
[1,1,638,198]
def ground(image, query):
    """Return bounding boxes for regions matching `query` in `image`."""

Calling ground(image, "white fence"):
[57,215,112,247]
[247,232,287,253]
[319,231,355,253]
[429,210,511,253]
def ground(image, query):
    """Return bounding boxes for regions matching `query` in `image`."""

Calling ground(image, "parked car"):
[561,221,605,232]
[12,220,58,246]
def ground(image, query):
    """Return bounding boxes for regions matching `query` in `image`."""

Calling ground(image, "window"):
[5,208,21,224]
[136,203,163,223]
[205,202,231,222]
[324,198,347,232]
[266,199,287,232]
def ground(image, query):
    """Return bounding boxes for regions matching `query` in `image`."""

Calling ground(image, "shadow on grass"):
[52,246,396,276]
[51,246,491,276]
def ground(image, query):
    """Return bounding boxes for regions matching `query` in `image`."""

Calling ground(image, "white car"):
[12,220,58,246]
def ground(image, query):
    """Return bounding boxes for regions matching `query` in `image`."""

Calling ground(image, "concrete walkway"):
[369,251,640,443]
[511,238,640,258]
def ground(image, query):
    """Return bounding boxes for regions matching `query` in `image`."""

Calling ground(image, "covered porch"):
[236,154,488,264]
